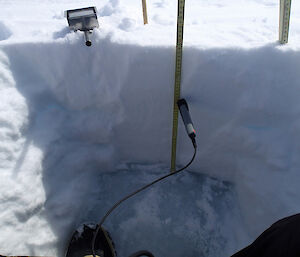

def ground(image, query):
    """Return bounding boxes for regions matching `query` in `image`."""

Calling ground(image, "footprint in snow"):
[119,18,136,32]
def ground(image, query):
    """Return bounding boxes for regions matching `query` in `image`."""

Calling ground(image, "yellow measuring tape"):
[279,0,292,44]
[171,0,186,172]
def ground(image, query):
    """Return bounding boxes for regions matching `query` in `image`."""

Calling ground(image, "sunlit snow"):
[1,1,300,256]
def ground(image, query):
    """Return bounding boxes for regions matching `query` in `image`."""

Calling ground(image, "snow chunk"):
[0,21,12,41]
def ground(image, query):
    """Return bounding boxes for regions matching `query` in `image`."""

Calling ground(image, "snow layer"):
[1,0,300,257]
[1,0,300,48]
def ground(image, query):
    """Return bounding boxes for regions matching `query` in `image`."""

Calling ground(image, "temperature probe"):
[177,99,196,148]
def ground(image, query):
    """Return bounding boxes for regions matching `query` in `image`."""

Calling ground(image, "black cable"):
[91,144,197,257]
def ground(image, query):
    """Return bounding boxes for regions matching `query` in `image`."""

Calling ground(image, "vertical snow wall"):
[1,38,300,256]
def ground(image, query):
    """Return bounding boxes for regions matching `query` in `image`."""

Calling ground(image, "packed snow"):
[1,0,300,256]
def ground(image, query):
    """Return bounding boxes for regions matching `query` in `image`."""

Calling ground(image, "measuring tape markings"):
[171,0,186,172]
[279,0,292,44]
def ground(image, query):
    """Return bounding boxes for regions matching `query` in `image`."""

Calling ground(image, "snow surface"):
[1,0,300,256]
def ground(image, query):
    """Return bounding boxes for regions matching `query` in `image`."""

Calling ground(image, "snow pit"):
[1,0,300,256]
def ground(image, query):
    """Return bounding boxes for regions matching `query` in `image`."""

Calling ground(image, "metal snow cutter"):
[65,7,99,46]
